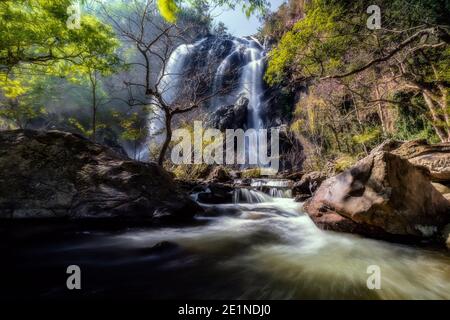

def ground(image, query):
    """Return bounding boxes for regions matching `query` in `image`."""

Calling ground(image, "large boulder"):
[0,130,201,220]
[374,139,450,183]
[304,151,450,239]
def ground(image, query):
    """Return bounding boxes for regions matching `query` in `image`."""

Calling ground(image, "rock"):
[374,139,450,183]
[195,183,234,204]
[205,95,249,131]
[443,224,450,249]
[140,241,180,255]
[0,130,201,220]
[292,171,326,201]
[95,127,129,158]
[431,182,450,195]
[370,139,403,154]
[294,194,311,202]
[278,125,305,172]
[304,151,450,239]
[207,166,232,183]
[233,178,251,187]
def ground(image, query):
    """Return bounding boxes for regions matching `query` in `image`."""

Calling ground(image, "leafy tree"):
[266,0,450,141]
[0,0,120,140]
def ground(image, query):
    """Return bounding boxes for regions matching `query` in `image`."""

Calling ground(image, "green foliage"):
[68,117,93,137]
[393,92,440,143]
[0,0,118,70]
[171,163,211,180]
[0,0,120,140]
[113,111,147,143]
[0,102,46,129]
[265,0,358,85]
[334,154,356,173]
[157,0,180,23]
[353,127,381,145]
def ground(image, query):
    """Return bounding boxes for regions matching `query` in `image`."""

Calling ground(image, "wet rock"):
[0,130,201,220]
[141,241,180,255]
[431,182,450,195]
[294,194,311,202]
[205,95,249,130]
[443,224,450,249]
[292,171,326,201]
[196,183,234,204]
[304,151,450,239]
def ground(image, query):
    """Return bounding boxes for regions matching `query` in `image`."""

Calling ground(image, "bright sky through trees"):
[212,0,285,36]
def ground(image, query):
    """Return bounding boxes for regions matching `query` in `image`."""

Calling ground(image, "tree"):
[0,0,120,140]
[265,0,450,141]
[99,0,235,165]
[0,0,109,70]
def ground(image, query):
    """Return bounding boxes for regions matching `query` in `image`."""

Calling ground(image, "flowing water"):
[141,36,267,161]
[3,192,450,300]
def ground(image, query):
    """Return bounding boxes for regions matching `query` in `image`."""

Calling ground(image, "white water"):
[104,197,450,299]
[233,188,273,203]
[142,36,267,161]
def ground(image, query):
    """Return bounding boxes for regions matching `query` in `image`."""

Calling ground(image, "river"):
[2,193,450,300]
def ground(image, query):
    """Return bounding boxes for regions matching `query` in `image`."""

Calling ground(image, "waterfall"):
[148,38,207,146]
[250,178,293,198]
[160,38,207,105]
[233,188,272,204]
[211,36,266,129]
[142,35,267,162]
[149,36,265,150]
[239,37,266,130]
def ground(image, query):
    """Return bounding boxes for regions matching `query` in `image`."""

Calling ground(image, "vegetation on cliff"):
[262,0,450,170]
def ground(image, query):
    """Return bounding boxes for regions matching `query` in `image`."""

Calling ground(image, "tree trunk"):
[90,71,97,143]
[374,84,388,135]
[157,112,172,166]
[422,92,449,142]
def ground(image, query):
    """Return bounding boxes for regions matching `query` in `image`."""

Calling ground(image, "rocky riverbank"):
[301,139,450,247]
[0,130,201,222]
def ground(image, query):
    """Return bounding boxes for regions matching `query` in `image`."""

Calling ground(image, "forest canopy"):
[260,0,450,172]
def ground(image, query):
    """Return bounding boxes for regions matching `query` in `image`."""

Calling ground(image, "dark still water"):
[1,198,450,300]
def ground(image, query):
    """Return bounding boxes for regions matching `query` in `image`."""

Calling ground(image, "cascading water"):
[250,178,293,198]
[147,38,207,147]
[211,36,266,129]
[233,188,273,203]
[143,36,267,161]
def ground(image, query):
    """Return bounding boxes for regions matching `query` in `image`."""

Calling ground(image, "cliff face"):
[0,130,201,220]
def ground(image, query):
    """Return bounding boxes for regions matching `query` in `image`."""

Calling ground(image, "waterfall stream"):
[146,36,267,158]
[8,194,450,299]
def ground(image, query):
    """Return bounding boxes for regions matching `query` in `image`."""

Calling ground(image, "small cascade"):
[268,188,292,198]
[250,178,293,199]
[233,188,272,204]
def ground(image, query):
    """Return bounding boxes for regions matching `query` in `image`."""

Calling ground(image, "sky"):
[212,0,286,37]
